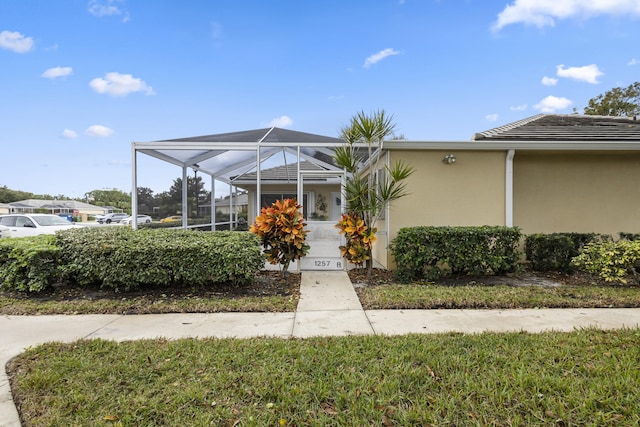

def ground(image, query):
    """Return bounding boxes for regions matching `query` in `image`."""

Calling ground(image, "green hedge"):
[55,227,264,291]
[390,226,522,282]
[619,232,640,241]
[0,235,61,292]
[525,233,607,273]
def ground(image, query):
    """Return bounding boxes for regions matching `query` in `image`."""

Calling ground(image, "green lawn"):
[357,283,640,310]
[9,329,640,426]
[3,274,640,315]
[0,293,297,315]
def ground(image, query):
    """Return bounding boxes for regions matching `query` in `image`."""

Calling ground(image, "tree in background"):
[136,187,155,215]
[0,186,69,203]
[85,189,131,213]
[333,110,414,273]
[165,176,209,217]
[584,82,640,117]
[0,186,37,203]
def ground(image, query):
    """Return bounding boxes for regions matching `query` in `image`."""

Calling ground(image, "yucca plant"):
[334,110,414,274]
[249,198,309,275]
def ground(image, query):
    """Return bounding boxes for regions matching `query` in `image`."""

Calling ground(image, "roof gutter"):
[382,140,640,151]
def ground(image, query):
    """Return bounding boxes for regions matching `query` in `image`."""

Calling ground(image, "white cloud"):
[62,129,78,139]
[89,72,154,96]
[0,30,34,53]
[88,0,130,22]
[541,76,558,86]
[267,115,293,128]
[492,0,640,31]
[510,104,528,111]
[629,58,639,66]
[556,64,603,84]
[485,114,499,122]
[363,48,401,68]
[42,66,73,79]
[534,95,572,113]
[85,125,114,137]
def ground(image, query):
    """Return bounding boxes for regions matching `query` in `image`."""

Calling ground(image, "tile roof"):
[8,199,106,210]
[163,127,344,144]
[233,161,330,182]
[473,114,640,141]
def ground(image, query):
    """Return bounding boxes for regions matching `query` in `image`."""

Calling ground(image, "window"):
[0,216,16,226]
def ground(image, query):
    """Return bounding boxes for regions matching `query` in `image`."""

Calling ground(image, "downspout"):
[505,149,515,227]
[131,143,138,230]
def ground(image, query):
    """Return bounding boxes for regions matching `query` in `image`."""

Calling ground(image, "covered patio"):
[131,127,368,270]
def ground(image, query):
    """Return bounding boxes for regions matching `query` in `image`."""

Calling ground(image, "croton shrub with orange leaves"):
[249,198,309,273]
[335,213,377,267]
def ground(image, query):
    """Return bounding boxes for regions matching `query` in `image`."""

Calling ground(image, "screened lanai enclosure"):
[131,127,365,270]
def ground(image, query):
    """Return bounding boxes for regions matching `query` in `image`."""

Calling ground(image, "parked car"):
[121,215,152,225]
[160,215,182,223]
[97,213,130,224]
[0,214,78,237]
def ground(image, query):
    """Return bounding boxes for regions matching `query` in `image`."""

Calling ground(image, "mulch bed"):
[0,268,623,308]
[1,270,301,303]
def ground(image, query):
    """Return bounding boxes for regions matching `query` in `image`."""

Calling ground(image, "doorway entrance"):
[298,171,345,271]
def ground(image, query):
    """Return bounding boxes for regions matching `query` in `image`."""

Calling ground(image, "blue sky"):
[2,0,640,199]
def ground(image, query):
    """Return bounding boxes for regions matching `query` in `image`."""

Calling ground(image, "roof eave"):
[382,140,640,151]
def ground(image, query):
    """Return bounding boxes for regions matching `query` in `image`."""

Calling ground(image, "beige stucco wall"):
[513,151,640,236]
[379,150,507,268]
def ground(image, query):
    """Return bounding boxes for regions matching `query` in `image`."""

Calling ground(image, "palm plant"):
[334,110,414,273]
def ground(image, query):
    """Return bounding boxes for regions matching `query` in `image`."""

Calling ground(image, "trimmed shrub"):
[525,233,606,273]
[250,198,309,274]
[0,235,61,292]
[390,226,522,283]
[56,227,264,291]
[619,232,640,241]
[335,213,377,267]
[571,240,640,285]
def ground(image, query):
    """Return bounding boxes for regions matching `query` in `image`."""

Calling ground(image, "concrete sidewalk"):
[2,271,640,426]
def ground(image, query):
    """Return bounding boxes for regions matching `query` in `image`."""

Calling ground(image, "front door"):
[299,172,344,271]
[300,221,345,270]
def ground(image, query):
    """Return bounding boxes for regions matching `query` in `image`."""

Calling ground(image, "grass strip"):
[0,294,297,315]
[357,284,640,310]
[8,329,640,426]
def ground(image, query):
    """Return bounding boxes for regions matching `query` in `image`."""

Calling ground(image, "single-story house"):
[132,114,640,270]
[0,203,10,215]
[212,193,249,216]
[8,199,109,221]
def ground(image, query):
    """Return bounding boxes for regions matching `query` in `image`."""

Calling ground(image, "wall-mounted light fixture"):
[443,154,456,165]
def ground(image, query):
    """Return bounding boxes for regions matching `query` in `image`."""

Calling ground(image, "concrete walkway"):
[2,271,640,426]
